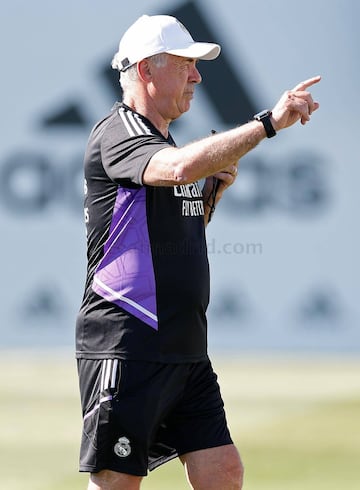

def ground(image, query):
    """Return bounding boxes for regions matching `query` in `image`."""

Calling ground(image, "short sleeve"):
[101,115,171,186]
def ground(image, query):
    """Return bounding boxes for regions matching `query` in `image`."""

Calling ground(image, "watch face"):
[255,110,271,120]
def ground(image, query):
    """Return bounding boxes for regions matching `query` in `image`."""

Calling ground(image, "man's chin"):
[171,105,191,122]
[180,101,193,116]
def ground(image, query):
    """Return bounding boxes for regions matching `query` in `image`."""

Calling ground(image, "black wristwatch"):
[253,109,276,138]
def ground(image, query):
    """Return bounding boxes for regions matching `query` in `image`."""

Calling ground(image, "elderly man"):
[76,14,320,490]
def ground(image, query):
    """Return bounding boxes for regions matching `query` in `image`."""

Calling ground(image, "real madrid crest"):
[114,436,131,458]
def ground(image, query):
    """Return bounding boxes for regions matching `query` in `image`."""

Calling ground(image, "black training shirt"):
[76,103,210,362]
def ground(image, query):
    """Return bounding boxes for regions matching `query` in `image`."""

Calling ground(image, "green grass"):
[1,352,359,489]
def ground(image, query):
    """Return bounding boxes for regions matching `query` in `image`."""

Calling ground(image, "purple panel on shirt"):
[92,186,158,330]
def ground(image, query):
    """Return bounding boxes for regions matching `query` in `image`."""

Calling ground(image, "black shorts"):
[77,358,233,476]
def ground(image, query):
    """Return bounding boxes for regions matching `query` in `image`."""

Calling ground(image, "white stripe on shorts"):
[100,359,119,391]
[83,359,120,422]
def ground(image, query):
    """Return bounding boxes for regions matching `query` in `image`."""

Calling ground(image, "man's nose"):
[190,64,202,84]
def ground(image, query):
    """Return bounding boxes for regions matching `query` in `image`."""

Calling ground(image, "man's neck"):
[122,96,170,138]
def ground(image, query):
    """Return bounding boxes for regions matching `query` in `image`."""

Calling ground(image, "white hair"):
[113,52,169,94]
[119,65,139,93]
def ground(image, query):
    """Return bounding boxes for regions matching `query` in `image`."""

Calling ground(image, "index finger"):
[292,75,321,92]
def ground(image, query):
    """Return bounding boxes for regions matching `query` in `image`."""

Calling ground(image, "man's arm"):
[142,76,321,187]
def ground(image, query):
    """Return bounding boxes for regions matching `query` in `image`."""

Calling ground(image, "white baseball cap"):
[111,15,221,72]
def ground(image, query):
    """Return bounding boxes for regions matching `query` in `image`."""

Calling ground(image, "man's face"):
[147,54,202,122]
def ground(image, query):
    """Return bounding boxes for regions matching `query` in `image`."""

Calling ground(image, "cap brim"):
[166,42,221,61]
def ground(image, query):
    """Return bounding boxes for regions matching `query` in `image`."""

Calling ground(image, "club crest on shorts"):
[114,436,131,458]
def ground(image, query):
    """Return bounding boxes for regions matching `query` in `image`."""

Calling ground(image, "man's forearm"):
[144,120,265,186]
[175,120,265,183]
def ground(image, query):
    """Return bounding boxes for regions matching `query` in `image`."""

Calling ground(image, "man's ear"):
[137,59,152,82]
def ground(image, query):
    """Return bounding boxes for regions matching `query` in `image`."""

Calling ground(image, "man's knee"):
[225,453,244,489]
[216,448,244,489]
[87,469,143,490]
[182,444,244,490]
